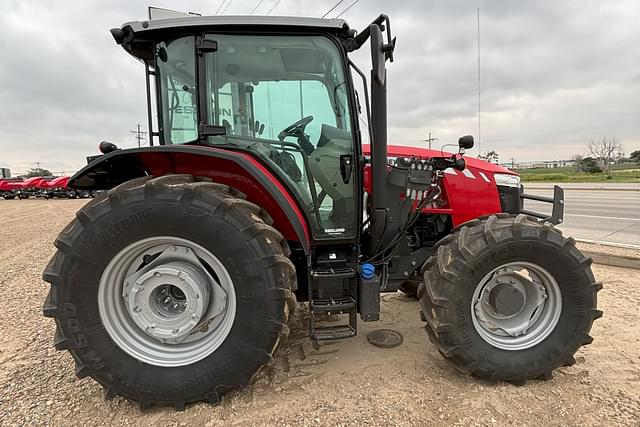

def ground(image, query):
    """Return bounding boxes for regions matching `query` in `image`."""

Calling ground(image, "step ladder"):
[308,266,358,342]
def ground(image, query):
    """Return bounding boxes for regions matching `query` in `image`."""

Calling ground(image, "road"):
[522,183,640,247]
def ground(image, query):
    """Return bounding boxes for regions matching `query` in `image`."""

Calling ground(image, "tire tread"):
[419,214,601,383]
[42,174,297,409]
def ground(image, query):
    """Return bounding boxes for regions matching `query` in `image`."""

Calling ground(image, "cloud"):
[0,0,638,175]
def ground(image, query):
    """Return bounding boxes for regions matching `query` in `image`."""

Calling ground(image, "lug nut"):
[163,297,171,304]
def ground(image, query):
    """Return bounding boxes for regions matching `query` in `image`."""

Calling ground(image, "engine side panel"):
[362,144,505,227]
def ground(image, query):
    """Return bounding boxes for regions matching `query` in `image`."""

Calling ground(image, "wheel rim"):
[98,236,236,367]
[471,261,562,351]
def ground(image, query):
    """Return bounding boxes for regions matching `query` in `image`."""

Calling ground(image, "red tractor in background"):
[16,176,51,199]
[43,10,601,409]
[0,178,23,199]
[42,176,78,199]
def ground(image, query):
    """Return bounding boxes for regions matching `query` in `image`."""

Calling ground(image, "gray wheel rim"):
[98,236,236,367]
[471,261,562,351]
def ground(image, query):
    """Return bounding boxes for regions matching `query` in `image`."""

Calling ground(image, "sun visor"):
[280,48,325,74]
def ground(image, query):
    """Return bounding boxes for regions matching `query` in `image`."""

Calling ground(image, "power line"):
[322,0,347,18]
[250,0,265,14]
[215,0,228,15]
[221,0,235,15]
[266,0,281,15]
[336,0,361,18]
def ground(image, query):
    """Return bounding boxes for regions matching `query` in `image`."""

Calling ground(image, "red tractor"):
[17,176,51,199]
[43,176,78,199]
[0,178,22,199]
[43,11,601,409]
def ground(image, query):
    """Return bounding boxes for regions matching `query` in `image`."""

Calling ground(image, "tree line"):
[575,137,639,176]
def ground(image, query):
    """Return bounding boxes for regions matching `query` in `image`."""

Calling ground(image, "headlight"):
[494,173,520,188]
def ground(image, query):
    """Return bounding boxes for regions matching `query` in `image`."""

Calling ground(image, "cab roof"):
[112,15,354,61]
[119,15,350,36]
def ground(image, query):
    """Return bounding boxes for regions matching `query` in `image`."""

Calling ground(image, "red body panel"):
[133,150,310,247]
[0,179,22,191]
[363,145,517,227]
[47,176,71,189]
[20,176,49,189]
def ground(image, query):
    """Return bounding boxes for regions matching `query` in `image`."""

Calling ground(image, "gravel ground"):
[0,199,639,426]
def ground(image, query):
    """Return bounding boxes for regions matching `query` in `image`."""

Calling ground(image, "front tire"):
[43,175,296,408]
[419,214,602,383]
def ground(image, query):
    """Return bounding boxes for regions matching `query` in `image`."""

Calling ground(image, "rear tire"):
[419,214,602,382]
[43,175,297,409]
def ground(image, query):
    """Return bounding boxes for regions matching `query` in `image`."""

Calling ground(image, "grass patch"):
[520,168,640,182]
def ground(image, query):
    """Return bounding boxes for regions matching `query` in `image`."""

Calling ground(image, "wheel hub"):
[471,262,561,350]
[154,284,188,316]
[122,247,228,344]
[99,237,236,366]
[488,282,525,317]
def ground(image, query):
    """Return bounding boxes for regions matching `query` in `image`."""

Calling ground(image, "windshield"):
[157,34,357,239]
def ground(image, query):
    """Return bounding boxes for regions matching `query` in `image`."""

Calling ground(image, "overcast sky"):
[1,0,638,175]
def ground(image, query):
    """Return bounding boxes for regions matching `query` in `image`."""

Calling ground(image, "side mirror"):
[370,24,386,85]
[458,135,474,150]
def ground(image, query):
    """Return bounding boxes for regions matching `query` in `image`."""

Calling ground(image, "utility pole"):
[130,124,147,148]
[35,162,41,175]
[510,157,516,169]
[423,132,438,150]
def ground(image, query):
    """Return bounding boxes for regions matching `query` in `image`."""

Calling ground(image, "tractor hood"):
[362,144,518,176]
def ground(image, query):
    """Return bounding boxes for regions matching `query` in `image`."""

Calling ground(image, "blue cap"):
[360,263,375,280]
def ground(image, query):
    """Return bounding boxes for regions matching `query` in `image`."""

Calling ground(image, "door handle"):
[340,155,353,184]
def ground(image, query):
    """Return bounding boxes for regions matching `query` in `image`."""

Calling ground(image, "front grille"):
[497,185,521,214]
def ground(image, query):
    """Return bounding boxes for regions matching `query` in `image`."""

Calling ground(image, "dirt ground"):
[0,199,639,426]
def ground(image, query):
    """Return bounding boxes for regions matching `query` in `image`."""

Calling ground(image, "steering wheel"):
[278,115,314,141]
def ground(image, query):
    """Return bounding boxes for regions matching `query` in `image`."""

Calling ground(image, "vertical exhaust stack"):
[370,24,388,215]
[367,21,394,253]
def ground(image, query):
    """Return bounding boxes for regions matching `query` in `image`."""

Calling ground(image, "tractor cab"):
[113,16,362,241]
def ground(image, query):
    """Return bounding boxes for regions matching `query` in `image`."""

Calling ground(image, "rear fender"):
[70,146,310,252]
